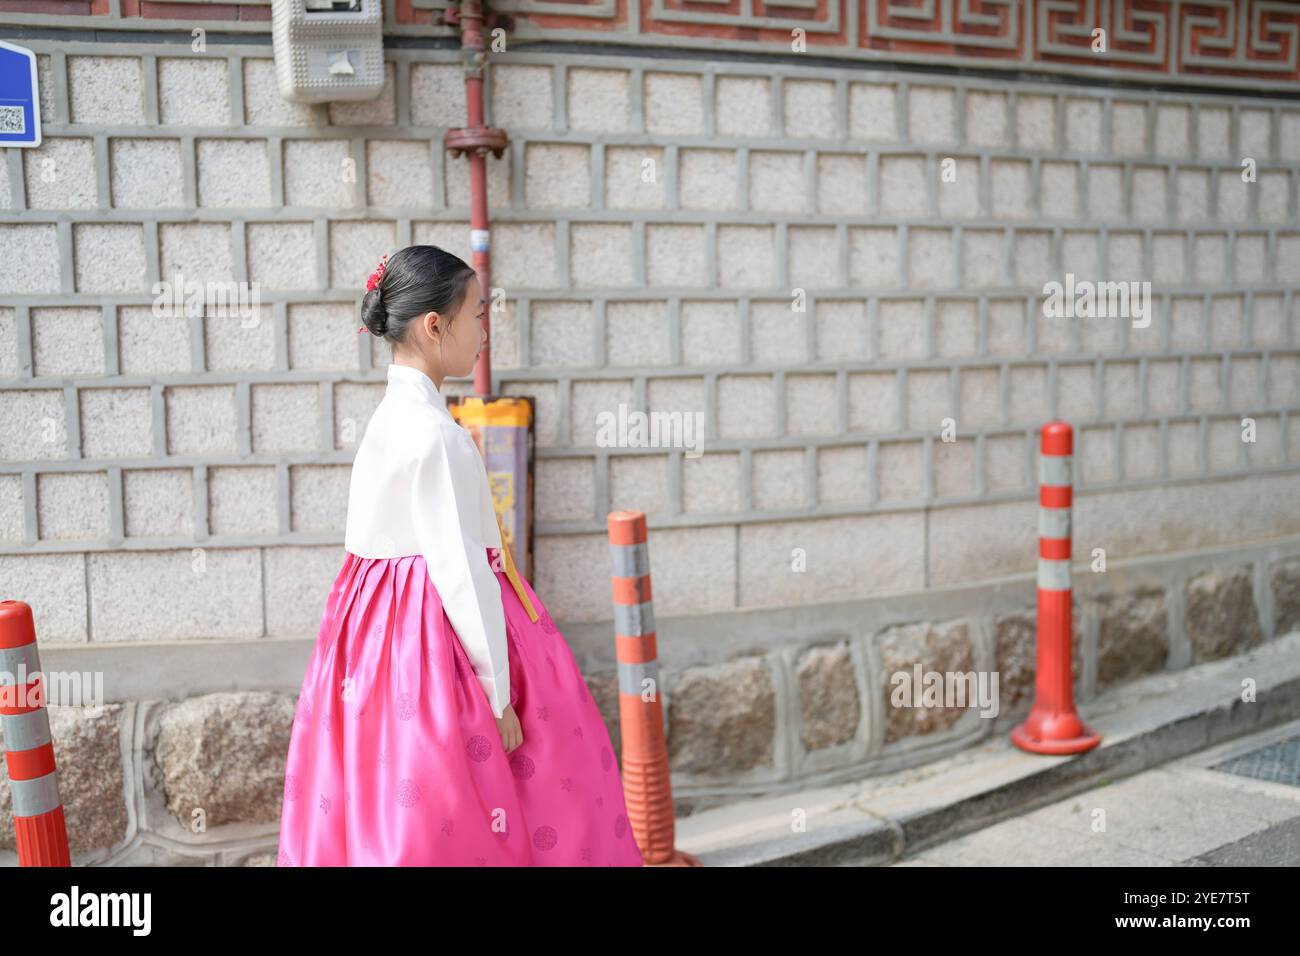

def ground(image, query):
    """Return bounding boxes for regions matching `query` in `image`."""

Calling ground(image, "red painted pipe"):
[443,0,510,398]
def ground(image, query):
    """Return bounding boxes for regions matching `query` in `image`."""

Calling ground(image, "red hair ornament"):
[358,253,389,333]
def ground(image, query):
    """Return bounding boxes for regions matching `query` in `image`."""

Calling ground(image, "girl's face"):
[427,275,487,378]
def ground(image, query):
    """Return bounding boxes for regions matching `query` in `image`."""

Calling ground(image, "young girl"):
[276,245,644,867]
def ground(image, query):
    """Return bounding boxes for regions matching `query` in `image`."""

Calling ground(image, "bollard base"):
[1010,721,1101,755]
[643,848,703,867]
[14,806,72,866]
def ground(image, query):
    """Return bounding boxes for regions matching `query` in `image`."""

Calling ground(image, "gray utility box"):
[271,0,385,103]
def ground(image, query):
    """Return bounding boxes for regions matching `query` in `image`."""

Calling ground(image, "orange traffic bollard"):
[0,599,71,865]
[607,511,701,867]
[1011,422,1101,755]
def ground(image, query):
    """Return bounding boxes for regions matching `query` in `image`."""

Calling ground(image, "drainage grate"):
[1212,735,1300,788]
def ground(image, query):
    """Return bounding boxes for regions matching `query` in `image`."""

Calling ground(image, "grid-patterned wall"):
[1,40,1299,648]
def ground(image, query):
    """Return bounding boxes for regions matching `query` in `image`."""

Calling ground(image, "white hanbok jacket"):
[343,363,511,719]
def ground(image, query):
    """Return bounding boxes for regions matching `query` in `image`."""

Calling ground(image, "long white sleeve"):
[409,422,511,719]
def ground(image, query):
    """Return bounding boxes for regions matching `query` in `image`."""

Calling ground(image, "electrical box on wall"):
[271,0,384,103]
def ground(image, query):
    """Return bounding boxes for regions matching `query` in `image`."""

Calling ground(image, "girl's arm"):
[411,422,511,719]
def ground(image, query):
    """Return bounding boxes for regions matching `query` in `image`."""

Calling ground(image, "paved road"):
[892,718,1300,866]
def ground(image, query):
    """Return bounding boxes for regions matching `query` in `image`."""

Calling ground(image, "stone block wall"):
[0,27,1298,861]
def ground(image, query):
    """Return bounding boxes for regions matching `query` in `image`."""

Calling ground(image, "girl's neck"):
[392,355,443,393]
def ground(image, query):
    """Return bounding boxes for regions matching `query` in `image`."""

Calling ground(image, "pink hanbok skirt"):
[276,547,644,867]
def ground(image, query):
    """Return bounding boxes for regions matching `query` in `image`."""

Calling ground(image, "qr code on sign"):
[0,106,24,134]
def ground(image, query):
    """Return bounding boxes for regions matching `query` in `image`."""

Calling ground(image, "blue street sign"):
[0,40,41,148]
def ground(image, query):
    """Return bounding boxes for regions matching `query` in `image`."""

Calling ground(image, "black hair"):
[359,245,478,343]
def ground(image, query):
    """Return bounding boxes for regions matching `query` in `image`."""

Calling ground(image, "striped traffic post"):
[0,599,71,865]
[608,511,700,867]
[1010,422,1102,755]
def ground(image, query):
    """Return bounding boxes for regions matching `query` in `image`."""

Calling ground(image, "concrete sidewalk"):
[891,716,1300,865]
[675,631,1300,867]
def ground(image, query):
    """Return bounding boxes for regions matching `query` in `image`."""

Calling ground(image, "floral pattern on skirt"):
[276,548,644,867]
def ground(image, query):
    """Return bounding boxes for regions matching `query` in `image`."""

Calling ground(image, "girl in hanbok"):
[276,245,644,867]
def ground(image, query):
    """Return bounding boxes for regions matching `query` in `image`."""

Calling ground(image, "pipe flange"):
[443,126,511,160]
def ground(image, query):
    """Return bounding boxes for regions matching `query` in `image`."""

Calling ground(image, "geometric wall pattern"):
[4,1,1299,90]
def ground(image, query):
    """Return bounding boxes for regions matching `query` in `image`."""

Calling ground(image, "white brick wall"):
[0,42,1298,647]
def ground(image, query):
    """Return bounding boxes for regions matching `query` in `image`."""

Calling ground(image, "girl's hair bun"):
[360,288,388,337]
[357,245,477,344]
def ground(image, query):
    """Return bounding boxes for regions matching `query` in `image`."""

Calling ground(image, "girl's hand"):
[495,704,523,753]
